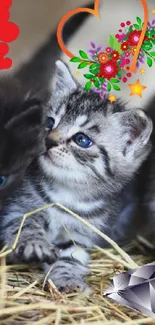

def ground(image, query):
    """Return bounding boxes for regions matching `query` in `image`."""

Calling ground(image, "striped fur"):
[0,61,153,292]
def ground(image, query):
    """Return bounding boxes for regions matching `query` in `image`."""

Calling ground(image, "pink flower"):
[117,33,126,43]
[120,57,126,68]
[106,47,112,53]
[125,52,130,57]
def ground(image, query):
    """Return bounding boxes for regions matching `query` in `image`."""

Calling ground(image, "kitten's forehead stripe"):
[75,115,88,128]
[87,125,100,134]
[55,103,66,116]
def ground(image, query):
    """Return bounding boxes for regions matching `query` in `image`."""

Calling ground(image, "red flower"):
[98,60,118,79]
[121,42,129,51]
[128,30,141,46]
[111,51,120,60]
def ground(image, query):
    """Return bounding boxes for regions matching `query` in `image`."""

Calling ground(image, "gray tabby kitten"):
[0,60,153,292]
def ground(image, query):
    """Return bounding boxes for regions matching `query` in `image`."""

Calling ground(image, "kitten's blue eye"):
[0,176,8,188]
[47,117,55,130]
[73,133,93,148]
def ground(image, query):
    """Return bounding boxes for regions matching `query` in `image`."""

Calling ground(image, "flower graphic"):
[128,30,142,46]
[70,15,155,100]
[98,52,109,64]
[99,60,118,79]
[111,51,120,60]
[121,42,129,51]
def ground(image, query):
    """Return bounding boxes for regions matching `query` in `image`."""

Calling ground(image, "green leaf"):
[89,67,100,74]
[89,63,100,75]
[142,42,153,51]
[108,35,123,54]
[145,31,149,37]
[110,78,120,83]
[150,52,155,57]
[126,26,133,34]
[84,73,94,80]
[79,50,88,59]
[90,63,100,69]
[84,81,92,91]
[117,69,122,78]
[107,82,111,92]
[70,57,81,62]
[134,24,140,30]
[136,16,142,26]
[78,62,89,69]
[99,77,104,83]
[94,79,100,88]
[150,30,155,38]
[151,39,155,45]
[112,84,121,91]
[143,41,151,46]
[147,57,153,67]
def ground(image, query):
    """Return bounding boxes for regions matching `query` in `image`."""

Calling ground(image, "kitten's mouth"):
[42,150,52,161]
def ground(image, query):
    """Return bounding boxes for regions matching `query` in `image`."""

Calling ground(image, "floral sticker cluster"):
[70,16,155,99]
[0,0,19,69]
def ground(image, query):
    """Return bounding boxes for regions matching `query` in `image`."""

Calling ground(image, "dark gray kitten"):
[0,77,48,199]
[0,61,152,292]
[0,4,92,199]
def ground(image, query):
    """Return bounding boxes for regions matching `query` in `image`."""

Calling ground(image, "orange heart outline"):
[57,0,149,74]
[57,0,100,59]
[130,0,149,73]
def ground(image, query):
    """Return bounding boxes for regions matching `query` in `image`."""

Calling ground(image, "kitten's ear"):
[5,101,45,134]
[54,60,77,95]
[122,109,153,157]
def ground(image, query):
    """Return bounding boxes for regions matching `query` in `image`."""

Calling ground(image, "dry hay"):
[0,203,155,325]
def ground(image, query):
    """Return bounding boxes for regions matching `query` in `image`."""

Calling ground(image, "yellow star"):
[152,9,155,14]
[75,71,80,76]
[108,94,116,103]
[139,68,145,75]
[128,79,147,98]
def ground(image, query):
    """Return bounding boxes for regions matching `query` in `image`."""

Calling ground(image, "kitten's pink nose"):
[48,129,60,142]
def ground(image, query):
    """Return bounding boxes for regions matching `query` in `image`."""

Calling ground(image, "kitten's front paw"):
[49,275,89,294]
[14,239,58,264]
[45,260,89,293]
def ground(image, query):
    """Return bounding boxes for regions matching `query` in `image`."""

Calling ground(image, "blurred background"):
[9,0,86,71]
[7,0,155,107]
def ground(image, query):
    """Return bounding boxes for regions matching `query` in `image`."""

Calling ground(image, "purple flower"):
[94,88,105,99]
[136,50,145,70]
[136,61,140,68]
[96,46,102,53]
[147,20,155,29]
[94,80,108,99]
[88,43,102,59]
[147,22,151,29]
[139,56,145,64]
[88,49,96,54]
[90,41,95,48]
